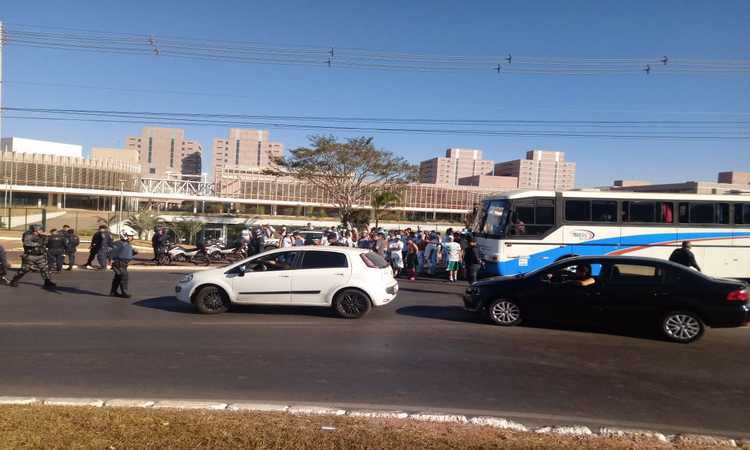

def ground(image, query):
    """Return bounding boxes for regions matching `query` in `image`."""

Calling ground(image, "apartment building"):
[494,150,576,191]
[126,127,203,178]
[212,129,284,181]
[90,147,140,164]
[419,148,494,185]
[718,171,750,185]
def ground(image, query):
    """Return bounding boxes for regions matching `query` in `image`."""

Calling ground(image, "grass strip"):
[0,405,737,449]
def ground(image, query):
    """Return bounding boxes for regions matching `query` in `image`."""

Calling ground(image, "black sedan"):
[463,256,749,343]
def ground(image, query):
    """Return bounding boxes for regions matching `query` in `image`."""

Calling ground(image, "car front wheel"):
[661,311,704,343]
[193,286,230,314]
[333,289,372,319]
[487,298,523,326]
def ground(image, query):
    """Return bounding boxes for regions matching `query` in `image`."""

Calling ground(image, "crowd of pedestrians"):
[265,224,485,283]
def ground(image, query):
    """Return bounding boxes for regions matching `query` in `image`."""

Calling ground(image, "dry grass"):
[0,405,737,450]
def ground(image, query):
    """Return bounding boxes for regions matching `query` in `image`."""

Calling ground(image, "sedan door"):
[291,251,351,305]
[230,251,300,304]
[592,262,666,322]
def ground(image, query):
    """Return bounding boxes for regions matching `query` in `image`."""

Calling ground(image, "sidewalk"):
[2,211,67,228]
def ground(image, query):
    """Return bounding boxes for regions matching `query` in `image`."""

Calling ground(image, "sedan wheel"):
[194,286,229,314]
[488,299,522,326]
[661,311,704,343]
[333,289,372,319]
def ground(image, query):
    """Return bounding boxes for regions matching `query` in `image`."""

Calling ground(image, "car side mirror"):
[237,264,246,277]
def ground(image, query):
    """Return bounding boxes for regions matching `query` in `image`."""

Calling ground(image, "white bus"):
[472,190,750,279]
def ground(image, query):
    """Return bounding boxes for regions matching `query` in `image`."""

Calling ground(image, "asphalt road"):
[1,270,749,437]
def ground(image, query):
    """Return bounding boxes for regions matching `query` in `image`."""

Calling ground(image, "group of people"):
[361,227,484,283]
[0,224,138,297]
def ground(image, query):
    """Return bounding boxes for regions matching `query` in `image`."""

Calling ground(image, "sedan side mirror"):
[237,264,246,277]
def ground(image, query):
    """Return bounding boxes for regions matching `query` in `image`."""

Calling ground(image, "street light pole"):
[118,180,125,234]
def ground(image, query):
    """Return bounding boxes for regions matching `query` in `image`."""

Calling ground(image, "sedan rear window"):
[609,264,662,285]
[361,251,389,269]
[299,251,348,269]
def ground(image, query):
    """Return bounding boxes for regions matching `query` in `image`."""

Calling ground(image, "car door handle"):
[334,273,345,276]
[279,275,290,278]
[652,292,668,297]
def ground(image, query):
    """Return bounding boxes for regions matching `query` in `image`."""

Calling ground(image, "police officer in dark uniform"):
[110,230,137,298]
[46,229,67,272]
[63,226,80,270]
[0,244,10,285]
[10,224,56,289]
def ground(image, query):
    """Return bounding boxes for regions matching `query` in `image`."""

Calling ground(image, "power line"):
[3,24,749,75]
[3,106,749,140]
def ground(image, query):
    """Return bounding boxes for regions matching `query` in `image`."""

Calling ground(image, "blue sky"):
[2,0,749,186]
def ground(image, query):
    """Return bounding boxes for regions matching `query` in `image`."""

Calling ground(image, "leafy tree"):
[174,220,204,245]
[266,136,416,226]
[125,210,158,240]
[371,190,402,228]
[96,214,118,228]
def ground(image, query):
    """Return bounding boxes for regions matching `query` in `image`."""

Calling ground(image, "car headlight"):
[179,273,194,283]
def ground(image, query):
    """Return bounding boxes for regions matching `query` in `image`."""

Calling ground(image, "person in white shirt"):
[388,234,405,277]
[280,232,294,248]
[443,235,463,282]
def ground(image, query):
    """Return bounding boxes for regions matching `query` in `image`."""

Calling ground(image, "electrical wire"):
[3,24,749,74]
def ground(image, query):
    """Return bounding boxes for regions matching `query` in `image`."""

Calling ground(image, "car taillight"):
[360,254,377,268]
[727,289,748,302]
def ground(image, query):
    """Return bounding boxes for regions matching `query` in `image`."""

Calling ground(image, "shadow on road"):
[134,296,196,314]
[133,296,339,318]
[51,285,110,297]
[396,305,483,323]
[396,305,664,341]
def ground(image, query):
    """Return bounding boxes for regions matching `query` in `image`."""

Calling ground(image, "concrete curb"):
[0,396,742,446]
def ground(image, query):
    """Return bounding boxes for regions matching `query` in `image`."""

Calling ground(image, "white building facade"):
[0,137,83,158]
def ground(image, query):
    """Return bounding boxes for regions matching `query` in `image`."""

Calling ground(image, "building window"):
[169,138,175,168]
[235,140,240,165]
[149,168,156,174]
[147,137,153,163]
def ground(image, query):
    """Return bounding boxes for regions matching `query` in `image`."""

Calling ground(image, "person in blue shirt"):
[109,230,138,298]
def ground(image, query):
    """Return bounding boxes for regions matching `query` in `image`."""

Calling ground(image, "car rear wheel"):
[487,298,523,326]
[333,289,372,319]
[661,311,704,343]
[193,286,230,314]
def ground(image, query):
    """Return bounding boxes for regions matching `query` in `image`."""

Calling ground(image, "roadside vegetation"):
[0,405,738,450]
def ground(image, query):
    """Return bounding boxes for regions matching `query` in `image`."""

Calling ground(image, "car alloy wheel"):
[488,299,522,326]
[662,312,704,343]
[194,286,229,314]
[333,289,372,319]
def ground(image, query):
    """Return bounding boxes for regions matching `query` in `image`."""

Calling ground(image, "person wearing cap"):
[10,224,55,289]
[669,241,701,272]
[109,230,138,298]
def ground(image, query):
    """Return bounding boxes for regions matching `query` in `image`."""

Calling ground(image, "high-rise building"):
[90,147,140,164]
[418,148,494,185]
[494,150,576,191]
[212,129,284,181]
[718,171,750,185]
[126,127,203,178]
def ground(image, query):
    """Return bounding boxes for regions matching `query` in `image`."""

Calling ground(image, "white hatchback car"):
[175,246,399,318]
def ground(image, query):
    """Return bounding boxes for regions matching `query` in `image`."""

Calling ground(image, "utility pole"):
[0,21,4,148]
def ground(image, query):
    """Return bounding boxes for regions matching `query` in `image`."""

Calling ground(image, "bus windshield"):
[474,199,509,237]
